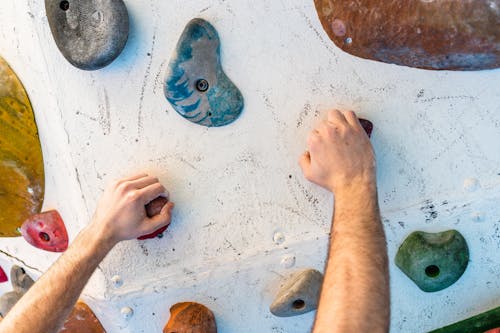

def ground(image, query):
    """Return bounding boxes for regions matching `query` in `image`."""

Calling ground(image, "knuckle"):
[126,190,139,201]
[346,110,356,117]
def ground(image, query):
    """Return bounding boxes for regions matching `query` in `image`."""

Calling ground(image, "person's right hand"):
[90,173,174,244]
[299,110,376,194]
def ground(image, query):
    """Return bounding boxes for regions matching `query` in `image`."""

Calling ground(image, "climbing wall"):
[0,0,499,332]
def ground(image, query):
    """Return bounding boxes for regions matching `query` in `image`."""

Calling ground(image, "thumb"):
[142,202,174,234]
[299,151,312,178]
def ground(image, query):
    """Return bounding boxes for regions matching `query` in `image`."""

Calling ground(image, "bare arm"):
[0,174,174,333]
[299,110,389,333]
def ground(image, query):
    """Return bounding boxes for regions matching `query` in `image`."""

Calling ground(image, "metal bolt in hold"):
[196,79,209,92]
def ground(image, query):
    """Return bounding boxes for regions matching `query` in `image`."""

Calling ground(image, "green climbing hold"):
[428,305,500,333]
[395,230,469,292]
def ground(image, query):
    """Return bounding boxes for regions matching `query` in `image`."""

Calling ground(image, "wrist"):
[330,173,377,196]
[85,218,119,250]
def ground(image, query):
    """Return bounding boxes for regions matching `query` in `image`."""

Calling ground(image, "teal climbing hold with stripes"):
[164,18,244,127]
[395,230,469,292]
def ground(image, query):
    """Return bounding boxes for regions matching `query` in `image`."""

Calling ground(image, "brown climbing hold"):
[138,196,170,240]
[20,210,69,252]
[313,0,500,70]
[164,302,217,333]
[60,301,106,333]
[359,118,373,138]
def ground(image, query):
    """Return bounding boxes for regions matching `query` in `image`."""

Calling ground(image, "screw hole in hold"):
[39,232,50,242]
[207,112,212,117]
[425,265,440,278]
[60,1,70,11]
[292,299,306,310]
[195,79,209,92]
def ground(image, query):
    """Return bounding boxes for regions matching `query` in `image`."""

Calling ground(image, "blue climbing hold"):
[164,18,244,127]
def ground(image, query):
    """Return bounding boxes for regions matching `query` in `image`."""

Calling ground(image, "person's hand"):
[90,173,174,244]
[299,110,376,194]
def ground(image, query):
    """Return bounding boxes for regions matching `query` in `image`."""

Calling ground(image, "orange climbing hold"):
[164,302,217,333]
[20,210,68,252]
[0,56,45,237]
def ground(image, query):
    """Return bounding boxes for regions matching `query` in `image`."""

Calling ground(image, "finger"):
[343,110,361,128]
[327,109,348,126]
[299,151,311,176]
[127,176,160,190]
[115,173,149,185]
[138,183,166,204]
[318,120,338,139]
[141,202,174,234]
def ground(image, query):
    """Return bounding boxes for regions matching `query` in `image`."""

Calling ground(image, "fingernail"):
[160,191,170,200]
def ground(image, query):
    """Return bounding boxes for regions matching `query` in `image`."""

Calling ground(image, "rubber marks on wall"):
[45,0,129,70]
[20,210,69,252]
[313,0,499,70]
[164,302,217,333]
[138,196,171,240]
[0,56,45,237]
[270,269,323,317]
[165,18,244,127]
[395,230,469,292]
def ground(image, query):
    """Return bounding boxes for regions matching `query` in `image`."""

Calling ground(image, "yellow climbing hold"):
[0,56,44,237]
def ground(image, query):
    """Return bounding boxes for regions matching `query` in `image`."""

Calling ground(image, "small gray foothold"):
[280,255,296,269]
[121,306,134,319]
[45,0,129,70]
[11,265,34,294]
[0,266,35,317]
[270,269,323,317]
[273,231,285,245]
[111,275,123,288]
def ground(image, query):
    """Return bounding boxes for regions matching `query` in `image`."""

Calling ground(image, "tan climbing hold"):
[270,269,323,317]
[164,302,217,333]
[60,301,106,333]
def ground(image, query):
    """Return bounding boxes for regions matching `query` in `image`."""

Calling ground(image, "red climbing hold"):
[359,118,373,138]
[138,196,170,240]
[20,210,68,252]
[0,266,7,283]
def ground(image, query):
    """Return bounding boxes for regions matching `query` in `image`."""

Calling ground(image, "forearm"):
[314,182,390,333]
[0,223,116,333]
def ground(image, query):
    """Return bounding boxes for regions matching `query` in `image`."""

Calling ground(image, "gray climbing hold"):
[45,0,129,70]
[395,230,469,292]
[0,266,34,317]
[164,18,244,127]
[270,269,323,317]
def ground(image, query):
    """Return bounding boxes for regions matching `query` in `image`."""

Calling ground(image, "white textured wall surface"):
[1,1,499,332]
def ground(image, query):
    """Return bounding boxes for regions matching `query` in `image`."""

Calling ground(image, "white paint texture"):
[0,1,499,332]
